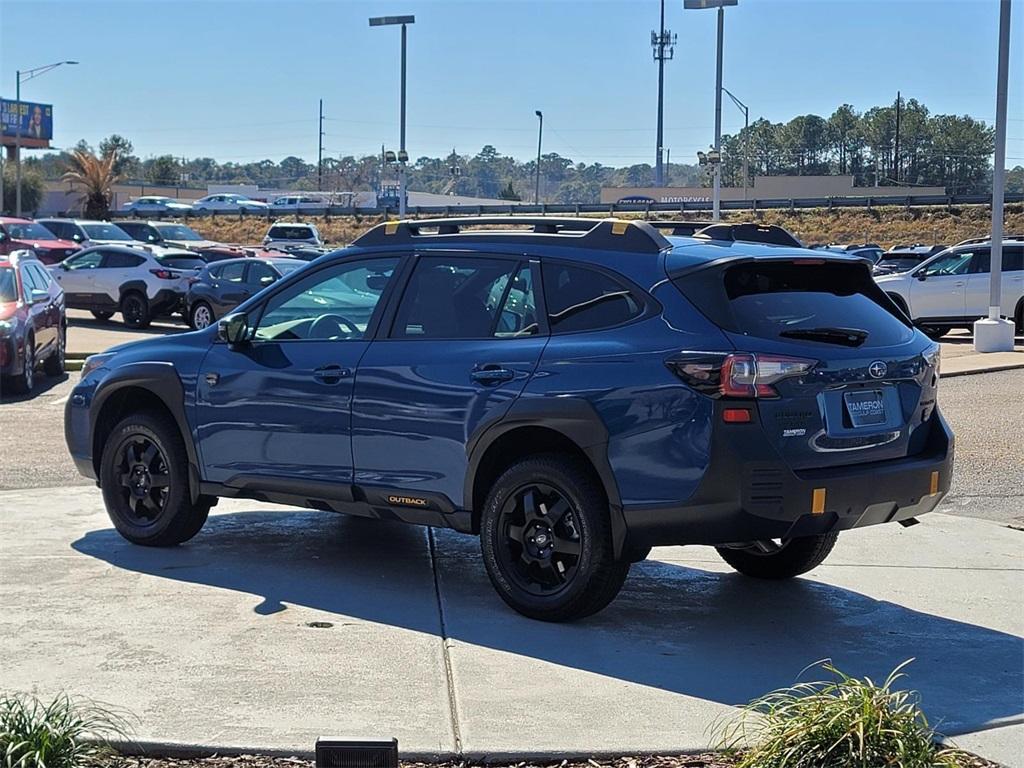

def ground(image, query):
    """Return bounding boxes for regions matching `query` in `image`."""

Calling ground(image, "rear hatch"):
[670,255,940,470]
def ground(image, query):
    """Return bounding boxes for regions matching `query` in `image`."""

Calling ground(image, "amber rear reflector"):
[722,408,751,423]
[930,471,939,495]
[811,488,826,515]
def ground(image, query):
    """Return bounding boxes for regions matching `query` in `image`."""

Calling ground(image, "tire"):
[919,325,949,341]
[43,325,66,376]
[99,411,211,546]
[716,532,838,580]
[190,301,214,330]
[120,291,151,329]
[479,454,630,622]
[90,310,114,321]
[1015,301,1023,334]
[6,336,35,395]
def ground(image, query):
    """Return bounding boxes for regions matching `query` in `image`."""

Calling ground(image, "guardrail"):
[103,192,1024,220]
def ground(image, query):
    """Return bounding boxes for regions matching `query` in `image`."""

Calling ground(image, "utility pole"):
[535,110,543,205]
[894,90,901,183]
[370,15,415,217]
[317,99,324,192]
[652,0,675,187]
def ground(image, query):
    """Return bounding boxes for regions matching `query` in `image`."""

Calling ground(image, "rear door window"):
[219,262,246,282]
[102,252,144,269]
[541,262,644,333]
[968,246,1024,273]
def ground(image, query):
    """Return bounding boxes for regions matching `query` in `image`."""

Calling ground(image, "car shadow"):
[72,510,1023,736]
[0,371,69,403]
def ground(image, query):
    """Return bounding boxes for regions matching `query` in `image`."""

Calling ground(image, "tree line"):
[8,96,1022,215]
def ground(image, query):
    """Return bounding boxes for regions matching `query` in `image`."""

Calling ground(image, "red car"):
[0,251,66,395]
[0,216,81,264]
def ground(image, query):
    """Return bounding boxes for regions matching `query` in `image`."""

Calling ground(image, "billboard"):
[1,99,53,141]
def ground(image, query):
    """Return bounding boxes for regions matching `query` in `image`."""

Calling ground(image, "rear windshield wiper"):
[778,326,869,347]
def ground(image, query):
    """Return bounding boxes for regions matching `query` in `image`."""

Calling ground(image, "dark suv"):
[65,218,953,621]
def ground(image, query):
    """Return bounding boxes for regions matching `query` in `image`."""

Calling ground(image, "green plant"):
[0,693,131,768]
[714,660,974,768]
[62,148,121,219]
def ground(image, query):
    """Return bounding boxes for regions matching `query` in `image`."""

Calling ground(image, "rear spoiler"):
[648,221,803,248]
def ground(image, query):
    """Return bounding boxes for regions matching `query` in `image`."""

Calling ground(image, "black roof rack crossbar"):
[646,220,803,248]
[352,216,671,253]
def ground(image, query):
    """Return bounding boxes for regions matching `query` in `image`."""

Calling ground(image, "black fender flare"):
[464,397,628,559]
[90,361,202,502]
[118,280,149,304]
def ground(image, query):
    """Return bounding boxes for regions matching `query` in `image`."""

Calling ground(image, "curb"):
[940,362,1024,378]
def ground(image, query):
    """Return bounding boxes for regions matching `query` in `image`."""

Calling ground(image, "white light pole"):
[13,60,78,216]
[684,0,737,220]
[974,0,1015,353]
[370,15,414,218]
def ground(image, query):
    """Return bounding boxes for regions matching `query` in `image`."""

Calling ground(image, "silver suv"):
[262,222,324,250]
[47,245,206,328]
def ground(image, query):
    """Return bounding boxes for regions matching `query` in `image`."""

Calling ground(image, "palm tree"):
[62,148,120,218]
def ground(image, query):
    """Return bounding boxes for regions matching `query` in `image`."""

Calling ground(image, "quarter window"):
[391,256,529,339]
[968,246,1024,273]
[541,262,644,333]
[255,257,398,341]
[219,262,246,283]
[102,252,144,269]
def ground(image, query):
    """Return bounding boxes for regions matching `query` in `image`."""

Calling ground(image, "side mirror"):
[30,288,49,304]
[72,234,82,242]
[916,272,927,281]
[217,312,251,345]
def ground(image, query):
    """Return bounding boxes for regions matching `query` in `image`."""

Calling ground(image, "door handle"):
[471,366,515,384]
[313,364,351,384]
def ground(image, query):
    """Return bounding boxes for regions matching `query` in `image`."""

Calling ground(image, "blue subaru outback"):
[65,218,953,621]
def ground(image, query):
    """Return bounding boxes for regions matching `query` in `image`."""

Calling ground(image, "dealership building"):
[601,175,947,204]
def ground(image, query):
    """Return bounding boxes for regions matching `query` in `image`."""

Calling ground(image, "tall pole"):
[655,0,666,187]
[723,87,748,200]
[894,90,901,183]
[317,99,324,191]
[712,5,724,221]
[535,110,543,205]
[399,22,407,217]
[15,71,22,217]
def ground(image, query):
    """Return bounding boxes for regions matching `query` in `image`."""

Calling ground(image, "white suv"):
[48,245,206,328]
[875,240,1024,339]
[262,222,324,249]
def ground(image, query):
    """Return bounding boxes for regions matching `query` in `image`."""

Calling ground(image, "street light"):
[13,60,78,216]
[684,0,738,220]
[535,110,543,206]
[974,0,1014,353]
[721,86,749,200]
[369,15,414,217]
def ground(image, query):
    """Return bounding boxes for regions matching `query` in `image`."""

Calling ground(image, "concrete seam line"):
[428,526,463,756]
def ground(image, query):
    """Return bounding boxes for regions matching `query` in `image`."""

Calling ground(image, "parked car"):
[65,217,952,621]
[875,238,1024,339]
[270,195,329,213]
[192,194,270,214]
[117,221,246,262]
[36,219,141,249]
[48,245,205,328]
[1,250,66,394]
[262,222,324,249]
[0,216,81,264]
[186,257,305,329]
[122,196,193,215]
[873,245,948,275]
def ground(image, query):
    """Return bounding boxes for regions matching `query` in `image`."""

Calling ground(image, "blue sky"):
[1,0,1022,167]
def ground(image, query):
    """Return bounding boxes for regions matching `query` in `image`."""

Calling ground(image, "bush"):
[714,660,973,768]
[0,693,131,768]
[1,167,45,215]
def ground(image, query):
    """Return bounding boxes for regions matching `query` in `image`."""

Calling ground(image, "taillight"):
[667,352,816,399]
[150,269,177,280]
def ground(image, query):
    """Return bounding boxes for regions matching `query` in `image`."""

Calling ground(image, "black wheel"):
[99,412,211,546]
[919,325,949,341]
[480,454,630,622]
[120,292,151,329]
[716,533,838,579]
[7,336,35,394]
[43,325,66,376]
[91,310,114,321]
[190,301,214,330]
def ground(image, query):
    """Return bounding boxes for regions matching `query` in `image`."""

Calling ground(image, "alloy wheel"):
[113,434,171,526]
[192,304,212,329]
[123,296,144,325]
[497,483,583,596]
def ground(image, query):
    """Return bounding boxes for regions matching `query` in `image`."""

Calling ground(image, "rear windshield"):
[155,224,203,241]
[156,254,206,270]
[268,226,314,240]
[675,261,913,348]
[0,267,17,301]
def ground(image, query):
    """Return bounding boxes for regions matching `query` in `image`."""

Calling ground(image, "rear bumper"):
[148,288,185,316]
[623,406,954,548]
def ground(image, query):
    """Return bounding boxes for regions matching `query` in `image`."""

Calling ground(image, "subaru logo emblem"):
[868,361,888,379]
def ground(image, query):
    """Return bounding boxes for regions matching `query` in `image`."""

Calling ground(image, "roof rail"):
[646,220,713,237]
[692,222,803,248]
[352,216,671,254]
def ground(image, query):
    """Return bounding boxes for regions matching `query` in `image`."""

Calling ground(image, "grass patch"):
[714,660,977,768]
[0,693,132,768]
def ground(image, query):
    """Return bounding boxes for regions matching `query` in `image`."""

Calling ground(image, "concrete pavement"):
[1,487,1021,764]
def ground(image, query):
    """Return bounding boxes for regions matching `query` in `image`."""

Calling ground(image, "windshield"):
[273,260,305,276]
[0,267,17,301]
[5,222,57,240]
[155,224,203,241]
[82,224,133,241]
